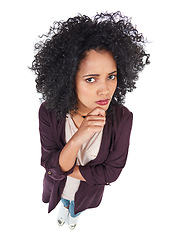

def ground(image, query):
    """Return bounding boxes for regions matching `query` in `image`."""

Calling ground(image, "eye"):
[86,77,96,83]
[108,75,116,80]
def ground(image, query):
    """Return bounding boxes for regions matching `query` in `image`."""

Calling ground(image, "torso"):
[62,112,104,200]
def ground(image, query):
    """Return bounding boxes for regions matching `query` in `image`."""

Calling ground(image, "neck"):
[75,110,87,118]
[75,102,92,117]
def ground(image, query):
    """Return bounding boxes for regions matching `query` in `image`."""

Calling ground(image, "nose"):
[97,81,110,96]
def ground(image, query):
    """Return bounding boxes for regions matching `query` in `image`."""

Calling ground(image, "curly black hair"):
[30,11,150,118]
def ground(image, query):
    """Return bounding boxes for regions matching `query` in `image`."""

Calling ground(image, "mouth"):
[95,99,110,106]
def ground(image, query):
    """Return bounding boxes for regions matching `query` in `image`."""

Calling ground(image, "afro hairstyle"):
[30,11,150,118]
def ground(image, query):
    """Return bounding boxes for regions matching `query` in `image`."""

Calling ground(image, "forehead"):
[78,50,117,73]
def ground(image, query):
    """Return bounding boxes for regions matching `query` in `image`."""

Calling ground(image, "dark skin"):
[59,50,117,181]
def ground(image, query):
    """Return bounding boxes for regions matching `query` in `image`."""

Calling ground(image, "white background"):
[1,0,171,239]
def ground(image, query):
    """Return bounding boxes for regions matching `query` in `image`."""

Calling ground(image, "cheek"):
[109,80,117,95]
[77,84,93,99]
[114,79,117,91]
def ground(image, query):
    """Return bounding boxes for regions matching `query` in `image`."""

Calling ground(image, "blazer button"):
[48,171,52,175]
[106,182,111,186]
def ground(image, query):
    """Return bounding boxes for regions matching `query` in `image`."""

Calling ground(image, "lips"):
[95,99,110,105]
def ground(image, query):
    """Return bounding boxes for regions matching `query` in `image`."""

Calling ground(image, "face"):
[75,49,117,115]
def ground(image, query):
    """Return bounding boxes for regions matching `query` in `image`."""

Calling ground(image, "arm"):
[59,107,106,172]
[39,104,105,181]
[69,165,86,181]
[59,136,81,172]
[79,112,133,186]
[39,103,76,181]
[58,137,86,180]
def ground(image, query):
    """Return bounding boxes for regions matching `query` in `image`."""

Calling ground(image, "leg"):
[61,198,70,209]
[68,201,81,230]
[57,198,70,226]
[69,201,81,218]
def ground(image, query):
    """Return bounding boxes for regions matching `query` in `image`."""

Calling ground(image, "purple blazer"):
[39,103,133,214]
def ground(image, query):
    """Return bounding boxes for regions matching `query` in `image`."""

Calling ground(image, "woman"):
[30,11,150,229]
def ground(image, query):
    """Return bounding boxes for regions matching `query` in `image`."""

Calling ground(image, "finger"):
[85,115,106,121]
[91,126,104,133]
[88,107,106,117]
[89,121,106,127]
[86,118,106,127]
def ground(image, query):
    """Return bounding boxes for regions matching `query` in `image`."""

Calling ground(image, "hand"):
[72,107,106,146]
[69,165,86,181]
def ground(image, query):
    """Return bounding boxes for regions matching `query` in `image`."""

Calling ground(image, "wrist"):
[71,133,83,147]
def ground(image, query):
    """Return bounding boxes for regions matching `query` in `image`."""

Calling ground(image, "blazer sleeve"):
[79,111,133,186]
[39,103,76,181]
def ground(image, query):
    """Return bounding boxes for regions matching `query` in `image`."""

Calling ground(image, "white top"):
[61,113,103,200]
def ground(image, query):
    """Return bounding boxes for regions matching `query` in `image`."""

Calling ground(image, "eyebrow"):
[83,70,117,78]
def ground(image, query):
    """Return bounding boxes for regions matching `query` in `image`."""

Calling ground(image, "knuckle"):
[87,126,92,132]
[86,115,91,120]
[87,120,91,126]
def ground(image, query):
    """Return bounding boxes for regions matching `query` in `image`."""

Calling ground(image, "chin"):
[95,104,109,111]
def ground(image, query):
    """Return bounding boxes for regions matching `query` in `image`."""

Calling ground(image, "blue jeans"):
[61,198,81,218]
